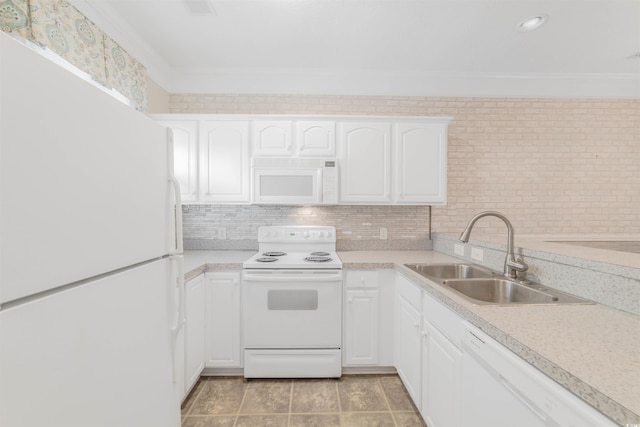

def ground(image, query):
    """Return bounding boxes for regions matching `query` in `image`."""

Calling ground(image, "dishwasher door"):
[460,346,550,426]
[460,322,618,427]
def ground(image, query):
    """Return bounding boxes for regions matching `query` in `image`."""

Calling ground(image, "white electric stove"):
[241,226,343,378]
[243,225,342,270]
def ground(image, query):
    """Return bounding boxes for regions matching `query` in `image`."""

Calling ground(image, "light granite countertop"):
[183,249,639,426]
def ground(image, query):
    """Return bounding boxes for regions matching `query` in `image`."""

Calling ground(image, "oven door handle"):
[242,271,343,282]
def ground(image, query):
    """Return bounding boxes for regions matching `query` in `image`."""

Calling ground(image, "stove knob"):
[318,231,325,238]
[303,231,310,239]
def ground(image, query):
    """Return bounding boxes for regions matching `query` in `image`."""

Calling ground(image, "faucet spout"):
[458,211,528,279]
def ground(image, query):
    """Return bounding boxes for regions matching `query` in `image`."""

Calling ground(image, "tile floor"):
[181,374,427,427]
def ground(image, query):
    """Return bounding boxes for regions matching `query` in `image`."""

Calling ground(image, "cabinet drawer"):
[396,274,422,312]
[423,292,464,347]
[345,270,380,289]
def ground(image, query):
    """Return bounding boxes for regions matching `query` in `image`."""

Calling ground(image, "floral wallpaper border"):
[1,0,147,111]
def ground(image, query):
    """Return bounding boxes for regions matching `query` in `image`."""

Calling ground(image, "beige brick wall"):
[169,94,640,236]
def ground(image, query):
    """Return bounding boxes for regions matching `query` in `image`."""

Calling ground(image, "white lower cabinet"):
[394,271,617,427]
[421,321,462,427]
[343,270,395,367]
[345,288,379,365]
[204,272,242,368]
[184,274,205,395]
[394,274,423,408]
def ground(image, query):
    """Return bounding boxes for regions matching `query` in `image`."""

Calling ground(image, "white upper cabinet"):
[199,121,251,203]
[394,122,447,205]
[339,119,449,205]
[157,120,199,203]
[338,122,392,203]
[253,120,336,157]
[154,115,449,205]
[295,121,336,157]
[252,121,293,156]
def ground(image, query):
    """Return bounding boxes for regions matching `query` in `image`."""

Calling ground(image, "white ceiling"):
[72,0,640,97]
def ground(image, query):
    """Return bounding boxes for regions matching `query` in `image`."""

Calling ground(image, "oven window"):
[267,290,318,310]
[260,175,313,197]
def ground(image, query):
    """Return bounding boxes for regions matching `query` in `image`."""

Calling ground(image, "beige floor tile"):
[393,411,428,427]
[337,376,389,412]
[239,379,292,414]
[289,413,341,427]
[341,412,396,426]
[181,375,427,427]
[181,415,236,427]
[379,375,416,411]
[235,414,289,426]
[189,377,247,415]
[182,379,207,415]
[291,379,340,413]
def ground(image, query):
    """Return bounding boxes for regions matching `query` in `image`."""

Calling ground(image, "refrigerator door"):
[0,258,180,427]
[0,34,176,304]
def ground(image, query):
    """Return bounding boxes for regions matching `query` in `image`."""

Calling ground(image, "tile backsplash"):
[183,205,431,250]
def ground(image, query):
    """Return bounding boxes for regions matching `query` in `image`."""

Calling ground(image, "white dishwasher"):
[460,322,617,427]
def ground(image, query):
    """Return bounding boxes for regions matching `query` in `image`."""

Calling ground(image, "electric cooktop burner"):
[310,251,330,256]
[304,256,333,263]
[256,257,278,263]
[262,251,287,257]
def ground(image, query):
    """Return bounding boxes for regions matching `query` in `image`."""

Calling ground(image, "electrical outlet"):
[380,227,388,240]
[454,244,465,256]
[217,227,226,240]
[471,247,484,261]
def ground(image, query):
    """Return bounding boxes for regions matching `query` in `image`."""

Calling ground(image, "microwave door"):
[254,169,321,204]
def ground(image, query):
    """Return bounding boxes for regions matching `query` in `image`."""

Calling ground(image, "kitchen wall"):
[168,94,639,244]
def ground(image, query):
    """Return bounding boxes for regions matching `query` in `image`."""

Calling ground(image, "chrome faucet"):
[459,211,528,279]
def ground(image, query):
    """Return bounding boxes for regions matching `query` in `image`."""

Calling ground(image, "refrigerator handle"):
[166,129,183,255]
[169,254,185,384]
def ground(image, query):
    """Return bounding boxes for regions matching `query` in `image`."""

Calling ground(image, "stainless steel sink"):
[442,278,593,306]
[405,263,494,280]
[404,262,594,306]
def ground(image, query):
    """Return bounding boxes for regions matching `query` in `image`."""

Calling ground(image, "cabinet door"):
[205,272,242,368]
[421,321,461,427]
[339,122,392,203]
[253,120,293,156]
[199,121,250,203]
[394,296,422,407]
[157,120,198,203]
[344,288,379,365]
[185,274,205,393]
[394,123,447,205]
[295,121,336,157]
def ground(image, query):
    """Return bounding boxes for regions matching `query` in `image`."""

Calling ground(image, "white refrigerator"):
[0,33,184,426]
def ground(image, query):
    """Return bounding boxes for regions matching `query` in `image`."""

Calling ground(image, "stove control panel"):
[258,226,336,243]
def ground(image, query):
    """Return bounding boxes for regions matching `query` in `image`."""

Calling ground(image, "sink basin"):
[405,263,494,280]
[442,278,593,306]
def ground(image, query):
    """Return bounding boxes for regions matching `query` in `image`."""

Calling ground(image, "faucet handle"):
[508,257,528,273]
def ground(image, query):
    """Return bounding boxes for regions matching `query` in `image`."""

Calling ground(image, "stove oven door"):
[241,269,343,377]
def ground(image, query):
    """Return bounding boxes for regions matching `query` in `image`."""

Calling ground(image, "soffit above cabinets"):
[71,0,640,98]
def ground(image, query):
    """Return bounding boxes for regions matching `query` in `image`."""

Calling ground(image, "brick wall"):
[170,94,640,239]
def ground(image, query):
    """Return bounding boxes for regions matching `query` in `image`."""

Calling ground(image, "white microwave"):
[251,157,338,205]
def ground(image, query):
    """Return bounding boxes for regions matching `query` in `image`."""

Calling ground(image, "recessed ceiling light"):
[518,15,549,32]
